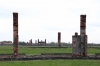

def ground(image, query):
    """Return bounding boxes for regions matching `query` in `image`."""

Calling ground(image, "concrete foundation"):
[0,54,100,61]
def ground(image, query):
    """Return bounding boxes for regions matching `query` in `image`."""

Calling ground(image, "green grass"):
[0,60,100,66]
[19,47,72,55]
[87,47,100,54]
[0,46,13,54]
[0,46,72,54]
[0,46,100,66]
[0,46,100,54]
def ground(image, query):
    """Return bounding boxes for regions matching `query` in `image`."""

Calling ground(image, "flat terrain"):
[0,60,100,66]
[0,46,100,66]
[0,46,100,54]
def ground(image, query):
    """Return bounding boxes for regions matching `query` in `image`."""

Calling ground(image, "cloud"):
[0,0,100,43]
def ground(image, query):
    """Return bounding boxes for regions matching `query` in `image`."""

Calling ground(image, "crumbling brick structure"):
[58,32,61,48]
[72,15,87,57]
[38,39,46,46]
[13,12,19,57]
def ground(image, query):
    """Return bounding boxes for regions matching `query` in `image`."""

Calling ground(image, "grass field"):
[0,46,100,54]
[0,46,100,66]
[0,60,100,66]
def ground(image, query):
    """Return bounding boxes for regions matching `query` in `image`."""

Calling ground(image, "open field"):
[0,60,100,66]
[0,46,100,66]
[0,46,100,54]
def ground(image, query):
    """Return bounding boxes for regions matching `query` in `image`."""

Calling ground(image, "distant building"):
[0,41,12,44]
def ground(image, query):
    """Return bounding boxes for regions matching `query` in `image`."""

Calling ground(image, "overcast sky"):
[0,0,100,43]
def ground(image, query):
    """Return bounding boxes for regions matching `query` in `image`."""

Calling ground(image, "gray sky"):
[0,0,100,43]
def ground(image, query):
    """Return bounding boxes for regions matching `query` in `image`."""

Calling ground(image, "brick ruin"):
[38,39,46,46]
[58,32,61,48]
[29,39,32,46]
[72,15,87,57]
[12,12,88,57]
[13,12,19,57]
